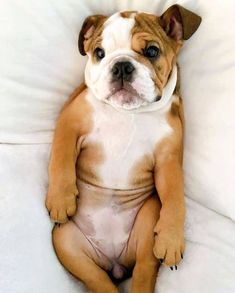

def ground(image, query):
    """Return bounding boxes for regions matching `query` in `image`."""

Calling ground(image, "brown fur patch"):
[63,90,105,186]
[160,5,201,41]
[48,89,94,185]
[79,15,107,56]
[62,88,93,137]
[128,153,154,188]
[152,96,185,263]
[76,141,105,187]
[155,95,184,168]
[46,88,106,223]
[174,63,181,96]
[131,13,182,93]
[61,83,86,111]
[120,11,137,18]
[83,17,107,62]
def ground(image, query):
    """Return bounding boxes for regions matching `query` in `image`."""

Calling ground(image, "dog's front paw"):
[153,225,185,270]
[46,186,78,224]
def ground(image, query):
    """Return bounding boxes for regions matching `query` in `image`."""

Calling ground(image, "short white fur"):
[84,12,159,109]
[74,88,174,260]
[85,90,173,189]
[102,12,135,53]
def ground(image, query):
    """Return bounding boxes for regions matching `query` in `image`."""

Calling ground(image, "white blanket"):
[1,144,235,293]
[1,0,235,292]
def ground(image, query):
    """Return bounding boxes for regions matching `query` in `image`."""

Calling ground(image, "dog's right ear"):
[160,5,201,42]
[78,15,106,56]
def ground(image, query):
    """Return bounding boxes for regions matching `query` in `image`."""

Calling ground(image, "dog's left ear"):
[160,4,201,41]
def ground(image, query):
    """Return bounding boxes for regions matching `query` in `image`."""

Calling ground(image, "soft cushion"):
[0,0,235,220]
[0,0,235,292]
[1,144,235,293]
[176,0,235,220]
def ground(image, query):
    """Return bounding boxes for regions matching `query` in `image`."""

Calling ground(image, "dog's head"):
[79,5,201,110]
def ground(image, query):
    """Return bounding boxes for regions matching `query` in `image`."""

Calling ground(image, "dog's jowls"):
[46,5,201,293]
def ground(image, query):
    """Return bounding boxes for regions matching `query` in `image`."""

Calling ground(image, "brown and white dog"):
[46,5,201,293]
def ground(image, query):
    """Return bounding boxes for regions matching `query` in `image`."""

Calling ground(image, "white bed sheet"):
[1,0,235,221]
[1,0,235,292]
[0,144,235,293]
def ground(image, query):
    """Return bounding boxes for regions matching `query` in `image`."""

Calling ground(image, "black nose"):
[112,61,135,81]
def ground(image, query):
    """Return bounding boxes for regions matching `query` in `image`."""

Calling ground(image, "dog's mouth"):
[105,82,145,109]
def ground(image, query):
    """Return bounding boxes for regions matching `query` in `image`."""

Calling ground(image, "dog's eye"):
[94,48,105,60]
[144,46,160,59]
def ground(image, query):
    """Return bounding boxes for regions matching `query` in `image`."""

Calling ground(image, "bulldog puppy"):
[46,5,201,293]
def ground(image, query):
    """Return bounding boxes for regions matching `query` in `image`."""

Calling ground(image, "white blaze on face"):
[85,12,159,110]
[102,13,135,53]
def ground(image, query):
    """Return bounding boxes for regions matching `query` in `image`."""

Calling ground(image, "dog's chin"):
[105,89,146,110]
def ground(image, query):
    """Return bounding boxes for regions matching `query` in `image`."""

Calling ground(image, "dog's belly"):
[73,93,172,264]
[73,179,154,260]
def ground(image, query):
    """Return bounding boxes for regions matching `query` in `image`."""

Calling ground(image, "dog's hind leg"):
[120,196,161,293]
[52,221,119,293]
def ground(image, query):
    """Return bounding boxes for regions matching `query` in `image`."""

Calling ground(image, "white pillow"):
[177,0,235,220]
[0,0,234,219]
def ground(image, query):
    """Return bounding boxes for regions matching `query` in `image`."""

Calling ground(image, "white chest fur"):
[85,91,173,189]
